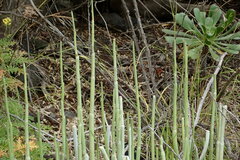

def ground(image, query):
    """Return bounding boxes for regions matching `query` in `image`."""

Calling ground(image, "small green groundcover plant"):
[0,37,50,159]
[0,37,31,94]
[0,99,50,160]
[163,4,240,61]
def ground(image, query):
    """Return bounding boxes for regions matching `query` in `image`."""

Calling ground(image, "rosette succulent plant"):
[163,4,240,61]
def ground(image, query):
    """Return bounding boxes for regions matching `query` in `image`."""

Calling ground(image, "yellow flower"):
[2,17,12,26]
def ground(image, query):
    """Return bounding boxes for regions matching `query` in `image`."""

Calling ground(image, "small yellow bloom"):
[2,17,12,26]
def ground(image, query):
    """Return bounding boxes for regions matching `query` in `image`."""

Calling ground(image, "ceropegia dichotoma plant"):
[163,4,240,61]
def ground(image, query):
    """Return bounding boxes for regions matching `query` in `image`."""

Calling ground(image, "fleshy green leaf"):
[162,29,194,38]
[217,32,240,40]
[214,43,239,54]
[222,48,239,54]
[188,45,203,59]
[209,47,220,61]
[194,8,206,26]
[214,26,225,36]
[188,41,203,48]
[165,36,200,46]
[217,43,240,51]
[165,36,190,44]
[220,22,240,37]
[224,9,236,28]
[175,13,195,31]
[208,4,222,25]
[205,17,214,28]
[205,17,216,37]
[164,4,239,60]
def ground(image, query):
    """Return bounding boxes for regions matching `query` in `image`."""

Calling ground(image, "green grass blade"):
[3,77,15,160]
[89,0,96,158]
[132,41,142,160]
[60,41,67,159]
[172,39,179,156]
[23,63,31,160]
[209,75,217,160]
[151,95,156,160]
[37,111,43,160]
